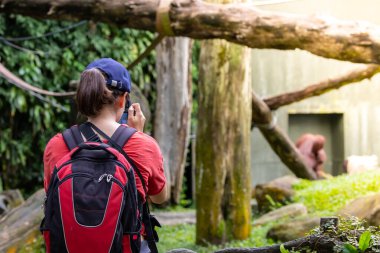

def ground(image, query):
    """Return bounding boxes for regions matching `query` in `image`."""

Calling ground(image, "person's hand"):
[127,103,146,132]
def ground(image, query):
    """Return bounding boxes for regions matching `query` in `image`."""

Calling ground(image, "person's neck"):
[87,110,120,138]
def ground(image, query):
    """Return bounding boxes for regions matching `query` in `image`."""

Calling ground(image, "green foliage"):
[343,243,358,253]
[310,216,380,253]
[293,171,380,215]
[265,194,286,210]
[0,14,156,194]
[280,244,290,253]
[359,231,371,252]
[18,235,45,253]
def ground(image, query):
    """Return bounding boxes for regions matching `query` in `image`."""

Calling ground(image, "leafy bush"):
[310,216,380,253]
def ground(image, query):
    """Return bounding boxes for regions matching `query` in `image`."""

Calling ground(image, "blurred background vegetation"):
[0,14,159,195]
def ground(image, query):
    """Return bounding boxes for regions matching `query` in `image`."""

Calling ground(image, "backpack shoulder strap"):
[79,123,101,142]
[111,126,147,191]
[111,125,137,148]
[62,125,84,151]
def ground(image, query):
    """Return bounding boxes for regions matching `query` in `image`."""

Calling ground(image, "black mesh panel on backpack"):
[72,158,114,226]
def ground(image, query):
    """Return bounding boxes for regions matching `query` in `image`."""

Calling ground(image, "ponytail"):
[76,68,124,117]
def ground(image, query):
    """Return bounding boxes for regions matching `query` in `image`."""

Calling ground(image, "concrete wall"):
[251,0,380,185]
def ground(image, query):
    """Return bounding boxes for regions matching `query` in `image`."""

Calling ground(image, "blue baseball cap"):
[86,58,131,93]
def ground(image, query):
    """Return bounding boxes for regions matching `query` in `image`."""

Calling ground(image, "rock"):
[345,155,379,175]
[267,216,320,242]
[338,193,380,226]
[254,176,300,212]
[253,203,308,226]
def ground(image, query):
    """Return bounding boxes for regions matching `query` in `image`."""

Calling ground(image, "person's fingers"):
[131,103,141,112]
[128,106,134,120]
[131,103,145,117]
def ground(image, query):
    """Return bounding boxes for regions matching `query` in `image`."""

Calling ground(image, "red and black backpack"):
[40,123,146,253]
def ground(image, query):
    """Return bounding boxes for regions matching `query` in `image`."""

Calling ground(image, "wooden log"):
[1,1,380,64]
[215,235,342,253]
[252,92,317,180]
[264,64,380,110]
[216,217,341,253]
[0,188,45,252]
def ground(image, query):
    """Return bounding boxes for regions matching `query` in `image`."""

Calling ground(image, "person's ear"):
[117,93,126,108]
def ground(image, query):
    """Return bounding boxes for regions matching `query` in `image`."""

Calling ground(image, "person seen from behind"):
[43,58,167,253]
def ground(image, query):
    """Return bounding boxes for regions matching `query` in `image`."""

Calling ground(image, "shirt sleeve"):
[43,133,70,191]
[123,132,166,196]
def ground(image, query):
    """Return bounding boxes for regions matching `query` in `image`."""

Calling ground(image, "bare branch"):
[264,64,380,110]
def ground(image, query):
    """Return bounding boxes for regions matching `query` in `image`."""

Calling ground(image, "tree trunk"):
[2,0,380,64]
[196,0,252,244]
[154,37,192,205]
[252,92,317,180]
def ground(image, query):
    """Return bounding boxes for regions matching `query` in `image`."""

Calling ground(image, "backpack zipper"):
[58,172,124,190]
[57,157,129,176]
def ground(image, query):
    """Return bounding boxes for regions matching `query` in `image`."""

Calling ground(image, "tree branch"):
[252,92,317,180]
[264,64,380,110]
[1,0,380,64]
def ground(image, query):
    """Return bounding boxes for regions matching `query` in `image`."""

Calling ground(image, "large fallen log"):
[0,188,45,252]
[1,1,380,64]
[0,189,24,216]
[215,234,341,253]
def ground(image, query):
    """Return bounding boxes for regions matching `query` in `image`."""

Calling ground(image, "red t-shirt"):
[43,129,166,200]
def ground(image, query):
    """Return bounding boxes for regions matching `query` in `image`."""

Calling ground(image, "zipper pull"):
[106,174,113,183]
[98,174,107,182]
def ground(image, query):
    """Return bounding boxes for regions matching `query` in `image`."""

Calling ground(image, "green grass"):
[24,223,273,253]
[157,223,274,253]
[293,170,380,215]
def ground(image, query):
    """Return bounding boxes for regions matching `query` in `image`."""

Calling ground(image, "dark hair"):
[76,68,125,117]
